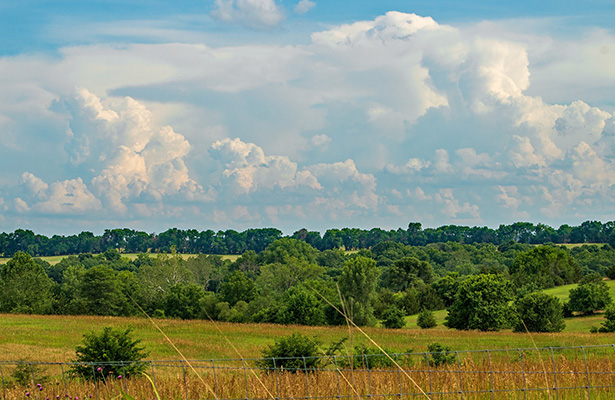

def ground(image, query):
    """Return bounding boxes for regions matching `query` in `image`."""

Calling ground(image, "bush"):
[381,305,406,329]
[597,304,615,332]
[11,360,50,387]
[70,327,149,380]
[568,281,612,315]
[424,342,456,367]
[339,344,396,369]
[513,292,565,333]
[257,333,321,372]
[417,309,437,329]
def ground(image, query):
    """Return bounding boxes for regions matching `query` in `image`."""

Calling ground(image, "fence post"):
[241,358,250,400]
[1,363,6,400]
[181,360,188,400]
[486,350,495,400]
[334,356,342,400]
[550,347,559,400]
[426,352,433,397]
[91,364,98,400]
[29,362,39,400]
[581,346,591,399]
[396,353,402,400]
[211,359,218,397]
[302,356,311,399]
[518,349,527,400]
[60,363,68,396]
[364,354,372,399]
[272,358,280,400]
[455,351,464,399]
[150,361,157,394]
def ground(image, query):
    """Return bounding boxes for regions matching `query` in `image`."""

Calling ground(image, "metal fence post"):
[426,352,433,397]
[60,363,68,396]
[1,363,7,400]
[212,359,218,397]
[486,350,495,400]
[365,354,372,399]
[181,360,188,400]
[550,347,559,400]
[241,358,250,400]
[150,361,157,394]
[396,353,403,400]
[518,349,527,400]
[334,356,342,400]
[581,346,591,399]
[455,351,464,399]
[91,364,98,400]
[302,357,311,399]
[29,362,40,400]
[272,358,280,400]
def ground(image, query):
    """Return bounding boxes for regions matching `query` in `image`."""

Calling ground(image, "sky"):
[1,0,614,236]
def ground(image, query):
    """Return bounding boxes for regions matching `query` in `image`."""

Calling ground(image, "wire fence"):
[3,344,615,399]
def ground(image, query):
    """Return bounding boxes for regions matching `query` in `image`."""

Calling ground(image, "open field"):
[0,253,241,264]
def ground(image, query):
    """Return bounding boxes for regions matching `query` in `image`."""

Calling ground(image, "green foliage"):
[381,257,434,291]
[381,305,406,329]
[513,291,565,332]
[445,274,514,331]
[424,342,456,367]
[71,327,149,380]
[219,270,255,306]
[596,304,615,332]
[0,251,53,314]
[340,344,396,369]
[163,283,205,319]
[510,245,582,289]
[11,360,50,387]
[568,281,612,315]
[338,256,380,326]
[417,309,437,329]
[257,332,321,372]
[278,285,325,326]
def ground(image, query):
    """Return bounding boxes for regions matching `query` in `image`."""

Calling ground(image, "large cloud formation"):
[1,11,614,233]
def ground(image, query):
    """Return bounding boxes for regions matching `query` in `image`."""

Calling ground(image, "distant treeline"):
[1,220,615,257]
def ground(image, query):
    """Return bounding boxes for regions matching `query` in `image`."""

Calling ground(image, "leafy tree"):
[381,257,434,291]
[277,285,325,326]
[163,283,205,319]
[510,246,581,289]
[219,270,256,306]
[568,281,612,315]
[596,304,615,332]
[338,256,380,326]
[80,265,125,316]
[445,274,514,331]
[417,309,437,329]
[0,251,53,314]
[257,333,321,372]
[259,238,319,265]
[381,305,406,329]
[513,291,565,332]
[71,327,149,380]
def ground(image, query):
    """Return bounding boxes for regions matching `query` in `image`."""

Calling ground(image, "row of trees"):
[1,236,613,332]
[2,220,615,257]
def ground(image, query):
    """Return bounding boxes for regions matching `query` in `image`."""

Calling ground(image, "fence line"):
[2,344,615,399]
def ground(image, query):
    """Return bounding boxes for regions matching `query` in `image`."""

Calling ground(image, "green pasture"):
[0,253,240,264]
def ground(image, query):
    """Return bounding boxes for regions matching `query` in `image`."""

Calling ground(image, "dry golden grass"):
[2,355,615,400]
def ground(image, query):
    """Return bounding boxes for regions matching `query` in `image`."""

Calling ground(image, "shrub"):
[339,344,396,369]
[70,327,149,380]
[424,342,456,367]
[257,333,321,372]
[381,305,406,329]
[568,281,612,315]
[597,304,615,332]
[417,309,437,329]
[11,360,50,387]
[513,291,565,333]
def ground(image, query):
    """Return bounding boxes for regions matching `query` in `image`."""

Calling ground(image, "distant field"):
[0,253,240,264]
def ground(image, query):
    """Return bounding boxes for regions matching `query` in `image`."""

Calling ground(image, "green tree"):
[338,256,380,326]
[71,327,149,380]
[417,308,437,329]
[278,285,325,326]
[445,274,514,331]
[80,265,125,316]
[510,246,581,289]
[0,251,53,314]
[219,270,256,306]
[596,304,615,332]
[381,305,406,329]
[381,257,434,291]
[568,281,612,315]
[163,283,205,319]
[513,291,565,332]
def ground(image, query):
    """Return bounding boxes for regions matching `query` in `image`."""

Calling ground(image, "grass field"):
[0,253,240,264]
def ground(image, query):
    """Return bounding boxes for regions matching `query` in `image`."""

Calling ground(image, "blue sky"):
[1,0,614,235]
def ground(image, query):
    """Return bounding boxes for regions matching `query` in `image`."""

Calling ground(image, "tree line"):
[2,220,615,257]
[2,235,614,332]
